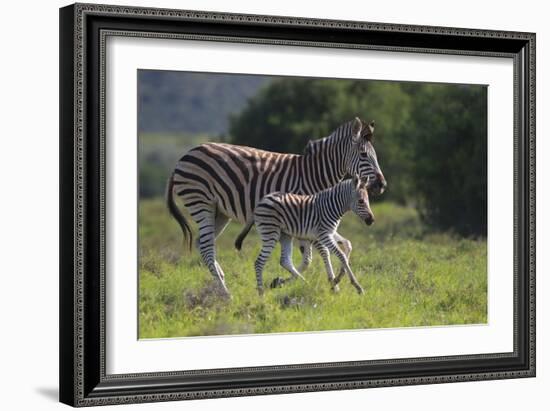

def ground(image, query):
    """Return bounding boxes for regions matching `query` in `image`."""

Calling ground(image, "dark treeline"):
[229,79,487,236]
[138,73,487,236]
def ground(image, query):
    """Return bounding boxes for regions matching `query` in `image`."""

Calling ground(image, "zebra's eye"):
[358,199,365,205]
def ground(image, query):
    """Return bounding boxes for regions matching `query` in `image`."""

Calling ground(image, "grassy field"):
[139,198,487,338]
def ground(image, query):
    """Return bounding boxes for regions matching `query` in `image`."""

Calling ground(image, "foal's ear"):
[361,175,370,189]
[352,173,361,190]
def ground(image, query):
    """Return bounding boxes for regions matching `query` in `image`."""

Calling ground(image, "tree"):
[404,84,487,235]
[229,78,349,153]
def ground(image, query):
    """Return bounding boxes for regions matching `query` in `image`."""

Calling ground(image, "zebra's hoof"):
[281,295,305,308]
[357,287,365,295]
[270,277,286,289]
[331,284,340,293]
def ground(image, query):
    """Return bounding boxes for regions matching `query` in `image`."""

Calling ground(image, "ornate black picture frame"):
[59,3,535,407]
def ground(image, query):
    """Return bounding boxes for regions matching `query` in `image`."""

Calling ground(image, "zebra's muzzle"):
[365,215,375,226]
[370,173,387,195]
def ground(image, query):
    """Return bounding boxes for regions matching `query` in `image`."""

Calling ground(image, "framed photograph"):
[59,2,536,407]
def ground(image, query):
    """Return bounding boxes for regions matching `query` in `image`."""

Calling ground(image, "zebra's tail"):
[234,220,254,251]
[166,174,193,252]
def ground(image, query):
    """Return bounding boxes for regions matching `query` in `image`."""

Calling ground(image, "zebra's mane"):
[313,177,355,201]
[302,120,353,156]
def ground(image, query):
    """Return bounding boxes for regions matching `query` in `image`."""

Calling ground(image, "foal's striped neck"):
[316,179,354,219]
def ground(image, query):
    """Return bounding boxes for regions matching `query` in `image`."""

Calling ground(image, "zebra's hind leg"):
[194,208,231,297]
[279,233,307,284]
[297,240,313,273]
[313,242,340,292]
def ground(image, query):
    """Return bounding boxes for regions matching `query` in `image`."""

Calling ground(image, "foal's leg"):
[333,232,352,280]
[297,240,313,273]
[326,238,364,294]
[279,233,307,283]
[254,226,280,295]
[313,242,340,292]
[297,233,349,274]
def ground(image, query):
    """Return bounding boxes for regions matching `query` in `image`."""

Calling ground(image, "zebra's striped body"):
[252,176,374,294]
[167,117,385,296]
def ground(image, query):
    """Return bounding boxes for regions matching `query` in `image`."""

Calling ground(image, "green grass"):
[139,198,487,338]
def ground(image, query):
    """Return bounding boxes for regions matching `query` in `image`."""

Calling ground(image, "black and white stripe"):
[166,117,385,296]
[251,176,374,294]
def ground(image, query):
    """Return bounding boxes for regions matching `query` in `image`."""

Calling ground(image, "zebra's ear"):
[364,120,375,141]
[303,140,314,155]
[351,117,363,143]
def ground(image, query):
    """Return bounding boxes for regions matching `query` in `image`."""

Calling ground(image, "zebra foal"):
[241,175,374,295]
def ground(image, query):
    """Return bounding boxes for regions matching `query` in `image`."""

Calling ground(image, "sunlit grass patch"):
[138,198,487,338]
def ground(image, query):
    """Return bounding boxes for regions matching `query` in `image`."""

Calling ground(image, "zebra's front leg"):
[313,242,340,292]
[297,240,313,274]
[194,209,230,297]
[279,233,307,284]
[327,238,364,294]
[333,232,352,282]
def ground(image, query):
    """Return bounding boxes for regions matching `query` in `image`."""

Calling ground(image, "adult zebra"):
[166,117,386,296]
